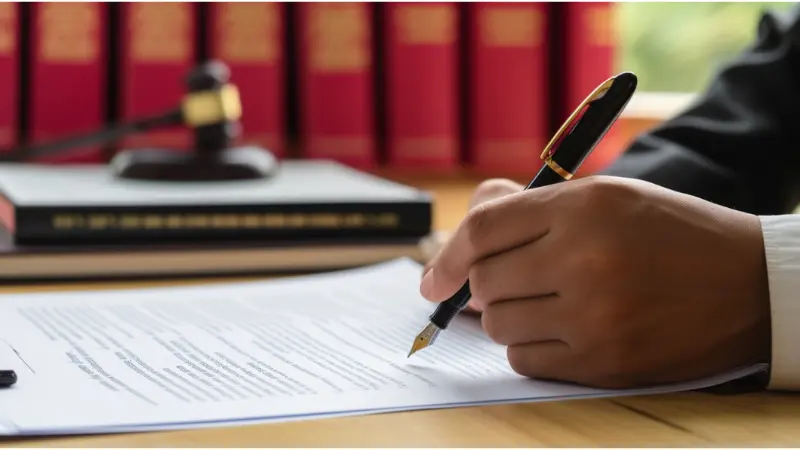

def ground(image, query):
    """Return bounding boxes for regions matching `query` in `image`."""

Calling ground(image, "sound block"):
[109,146,280,182]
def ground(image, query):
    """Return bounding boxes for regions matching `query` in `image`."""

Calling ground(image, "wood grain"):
[1,175,799,447]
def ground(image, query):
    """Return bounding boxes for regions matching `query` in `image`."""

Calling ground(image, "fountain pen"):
[407,71,639,358]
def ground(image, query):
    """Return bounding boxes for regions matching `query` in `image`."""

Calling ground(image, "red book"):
[297,2,376,169]
[467,2,550,176]
[0,2,18,152]
[384,2,459,171]
[117,2,196,153]
[28,2,107,163]
[559,2,619,174]
[208,2,285,158]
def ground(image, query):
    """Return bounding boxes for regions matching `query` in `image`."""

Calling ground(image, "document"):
[0,258,762,436]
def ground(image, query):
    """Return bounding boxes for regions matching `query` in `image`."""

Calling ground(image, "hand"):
[423,179,523,314]
[420,175,771,389]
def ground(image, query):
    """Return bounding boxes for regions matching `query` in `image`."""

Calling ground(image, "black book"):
[0,160,432,245]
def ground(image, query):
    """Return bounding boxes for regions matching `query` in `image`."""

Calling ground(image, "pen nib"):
[407,322,441,358]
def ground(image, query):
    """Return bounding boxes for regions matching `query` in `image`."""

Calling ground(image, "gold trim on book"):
[50,212,401,231]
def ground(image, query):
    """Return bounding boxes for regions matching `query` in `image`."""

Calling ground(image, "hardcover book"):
[466,2,551,176]
[0,160,432,245]
[296,2,377,169]
[116,2,196,154]
[384,2,460,171]
[0,2,18,151]
[208,2,286,158]
[28,2,107,163]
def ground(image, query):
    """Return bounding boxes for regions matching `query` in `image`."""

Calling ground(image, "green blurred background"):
[617,1,795,93]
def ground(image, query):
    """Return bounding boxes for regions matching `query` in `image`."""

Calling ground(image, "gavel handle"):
[0,108,183,162]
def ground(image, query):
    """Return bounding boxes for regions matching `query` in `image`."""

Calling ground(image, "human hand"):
[419,176,771,389]
[423,179,523,314]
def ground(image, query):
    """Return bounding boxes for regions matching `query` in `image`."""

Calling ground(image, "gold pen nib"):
[407,322,441,357]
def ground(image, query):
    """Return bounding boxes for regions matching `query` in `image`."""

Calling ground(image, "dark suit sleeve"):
[602,6,800,215]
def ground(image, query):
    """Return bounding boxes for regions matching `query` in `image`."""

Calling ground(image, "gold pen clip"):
[539,77,616,180]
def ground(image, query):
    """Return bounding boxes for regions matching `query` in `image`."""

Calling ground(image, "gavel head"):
[181,60,243,155]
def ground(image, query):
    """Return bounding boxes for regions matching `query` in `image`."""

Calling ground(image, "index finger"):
[420,187,556,302]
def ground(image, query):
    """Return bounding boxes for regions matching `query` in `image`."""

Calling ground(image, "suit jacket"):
[603,4,800,216]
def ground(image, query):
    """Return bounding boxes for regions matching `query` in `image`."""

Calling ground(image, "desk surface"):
[0,175,798,447]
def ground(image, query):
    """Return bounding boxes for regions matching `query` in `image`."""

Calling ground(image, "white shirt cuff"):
[760,214,800,390]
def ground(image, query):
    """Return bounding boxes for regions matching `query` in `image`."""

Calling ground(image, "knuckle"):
[582,176,641,209]
[422,261,433,277]
[473,178,520,205]
[464,202,493,250]
[468,263,493,303]
[480,306,510,345]
[507,346,537,378]
[480,310,498,341]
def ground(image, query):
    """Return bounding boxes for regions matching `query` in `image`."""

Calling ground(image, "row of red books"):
[0,2,619,176]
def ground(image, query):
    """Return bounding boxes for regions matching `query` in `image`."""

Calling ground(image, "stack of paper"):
[0,258,761,436]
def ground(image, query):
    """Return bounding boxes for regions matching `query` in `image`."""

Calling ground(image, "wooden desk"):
[1,176,799,447]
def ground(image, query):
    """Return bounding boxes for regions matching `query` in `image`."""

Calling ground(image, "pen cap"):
[545,72,637,175]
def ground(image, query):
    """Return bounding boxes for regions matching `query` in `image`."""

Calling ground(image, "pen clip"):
[540,77,614,161]
[538,72,637,179]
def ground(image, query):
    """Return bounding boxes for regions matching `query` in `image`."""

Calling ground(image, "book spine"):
[560,2,619,174]
[28,2,107,163]
[467,2,550,176]
[117,2,196,153]
[384,2,459,171]
[208,2,286,158]
[12,203,432,245]
[297,2,376,169]
[0,2,18,151]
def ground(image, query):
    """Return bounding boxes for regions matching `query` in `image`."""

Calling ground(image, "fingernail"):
[420,268,435,299]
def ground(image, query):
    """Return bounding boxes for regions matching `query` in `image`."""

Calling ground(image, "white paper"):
[0,258,763,436]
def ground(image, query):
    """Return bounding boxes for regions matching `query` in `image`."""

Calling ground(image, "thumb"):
[419,222,475,302]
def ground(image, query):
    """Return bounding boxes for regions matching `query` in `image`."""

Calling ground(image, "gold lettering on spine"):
[0,3,15,54]
[38,3,99,62]
[307,3,369,72]
[50,213,401,230]
[218,2,279,63]
[479,7,541,47]
[130,2,191,62]
[395,4,455,45]
[584,6,615,47]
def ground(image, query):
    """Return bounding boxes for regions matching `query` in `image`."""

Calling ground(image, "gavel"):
[0,60,280,182]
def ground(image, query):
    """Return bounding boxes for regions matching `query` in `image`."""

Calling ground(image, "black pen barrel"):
[526,164,567,189]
